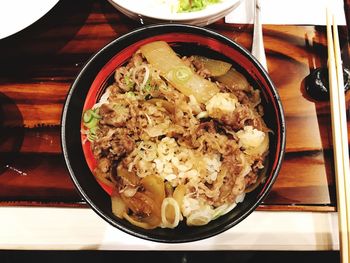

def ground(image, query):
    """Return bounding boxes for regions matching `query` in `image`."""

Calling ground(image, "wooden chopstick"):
[326,7,350,263]
[333,12,350,256]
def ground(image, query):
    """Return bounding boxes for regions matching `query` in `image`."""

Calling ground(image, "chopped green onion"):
[178,0,220,12]
[85,126,98,142]
[84,117,99,129]
[82,108,101,142]
[144,84,152,92]
[87,132,97,142]
[83,109,100,123]
[143,78,157,93]
[124,74,134,90]
[83,108,100,129]
[126,91,136,98]
[83,109,94,123]
[90,109,101,119]
[89,126,98,135]
[170,66,192,84]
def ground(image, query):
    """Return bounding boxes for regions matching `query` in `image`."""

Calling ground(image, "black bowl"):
[61,24,286,243]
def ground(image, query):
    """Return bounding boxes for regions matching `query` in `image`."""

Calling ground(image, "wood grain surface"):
[0,0,349,211]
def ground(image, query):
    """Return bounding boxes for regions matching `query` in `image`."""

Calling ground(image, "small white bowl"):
[0,0,59,39]
[108,0,242,26]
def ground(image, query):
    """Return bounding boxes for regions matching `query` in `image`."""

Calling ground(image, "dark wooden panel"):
[0,154,81,203]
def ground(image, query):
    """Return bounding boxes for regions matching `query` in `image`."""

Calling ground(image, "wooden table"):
[0,0,349,215]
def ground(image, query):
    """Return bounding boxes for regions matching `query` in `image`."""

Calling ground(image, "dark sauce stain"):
[305,67,350,101]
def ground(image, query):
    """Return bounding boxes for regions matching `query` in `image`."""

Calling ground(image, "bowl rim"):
[107,0,241,22]
[61,23,286,243]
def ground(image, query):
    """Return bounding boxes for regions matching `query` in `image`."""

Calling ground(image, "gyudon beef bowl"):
[61,24,286,243]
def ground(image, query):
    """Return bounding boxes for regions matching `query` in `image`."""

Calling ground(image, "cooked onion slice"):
[121,192,162,228]
[117,165,140,186]
[215,68,250,92]
[140,41,219,103]
[141,175,166,206]
[173,184,186,207]
[111,192,127,218]
[192,55,231,77]
[123,212,156,229]
[186,209,213,226]
[161,197,181,228]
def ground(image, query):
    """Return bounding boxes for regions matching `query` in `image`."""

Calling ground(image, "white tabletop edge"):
[0,207,339,251]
